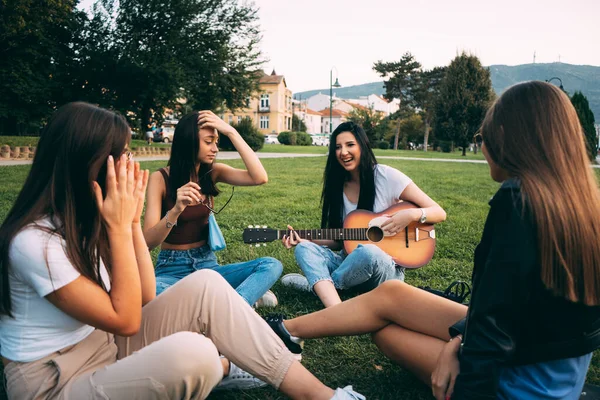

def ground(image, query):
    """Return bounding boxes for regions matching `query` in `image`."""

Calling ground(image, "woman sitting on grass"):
[267,81,600,400]
[280,121,446,308]
[0,102,364,400]
[143,111,282,308]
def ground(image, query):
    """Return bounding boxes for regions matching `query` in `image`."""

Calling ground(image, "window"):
[287,116,291,130]
[260,115,269,129]
[228,115,233,124]
[260,94,270,109]
[237,116,242,124]
[245,97,251,107]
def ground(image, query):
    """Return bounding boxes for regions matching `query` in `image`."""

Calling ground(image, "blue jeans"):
[155,245,283,305]
[294,241,404,293]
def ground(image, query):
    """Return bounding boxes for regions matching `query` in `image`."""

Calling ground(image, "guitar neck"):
[278,228,368,241]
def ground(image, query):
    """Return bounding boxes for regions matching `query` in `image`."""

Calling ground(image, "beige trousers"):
[4,269,295,399]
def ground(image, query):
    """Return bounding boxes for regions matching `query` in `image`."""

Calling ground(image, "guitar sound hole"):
[366,226,384,242]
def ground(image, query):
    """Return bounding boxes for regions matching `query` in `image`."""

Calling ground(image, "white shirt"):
[0,219,111,362]
[343,164,413,217]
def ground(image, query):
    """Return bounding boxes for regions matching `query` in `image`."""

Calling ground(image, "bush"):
[377,141,390,149]
[219,118,264,151]
[278,131,296,145]
[295,132,312,146]
[438,140,452,153]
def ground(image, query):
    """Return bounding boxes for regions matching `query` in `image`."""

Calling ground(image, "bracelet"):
[165,210,178,229]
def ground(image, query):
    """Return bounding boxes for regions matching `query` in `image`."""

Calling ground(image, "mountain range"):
[294,63,600,121]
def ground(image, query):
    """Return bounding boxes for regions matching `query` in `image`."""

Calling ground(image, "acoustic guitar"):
[243,201,436,269]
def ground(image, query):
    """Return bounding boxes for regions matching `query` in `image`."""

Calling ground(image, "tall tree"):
[571,91,597,160]
[292,114,307,132]
[413,66,447,151]
[83,0,265,131]
[433,52,494,156]
[373,52,421,149]
[347,106,384,144]
[0,0,85,135]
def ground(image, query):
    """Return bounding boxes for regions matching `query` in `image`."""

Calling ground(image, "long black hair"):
[0,102,130,316]
[321,121,378,228]
[167,112,220,200]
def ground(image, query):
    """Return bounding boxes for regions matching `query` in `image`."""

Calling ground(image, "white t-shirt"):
[343,164,413,217]
[0,219,111,362]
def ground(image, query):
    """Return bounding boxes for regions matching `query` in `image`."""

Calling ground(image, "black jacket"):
[451,179,600,399]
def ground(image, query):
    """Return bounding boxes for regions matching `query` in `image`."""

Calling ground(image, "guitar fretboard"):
[278,229,369,241]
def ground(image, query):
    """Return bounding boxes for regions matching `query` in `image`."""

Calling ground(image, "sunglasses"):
[473,132,483,146]
[202,186,235,214]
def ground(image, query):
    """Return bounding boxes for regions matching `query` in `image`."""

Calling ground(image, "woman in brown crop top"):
[144,110,282,304]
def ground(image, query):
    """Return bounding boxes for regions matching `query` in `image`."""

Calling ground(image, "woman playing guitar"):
[281,121,446,308]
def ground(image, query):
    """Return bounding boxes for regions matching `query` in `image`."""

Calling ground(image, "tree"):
[433,52,495,156]
[373,52,421,149]
[413,67,447,151]
[81,0,264,131]
[0,0,85,135]
[571,91,597,160]
[347,106,384,144]
[292,114,307,132]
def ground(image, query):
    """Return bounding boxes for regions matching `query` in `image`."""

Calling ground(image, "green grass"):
[260,144,486,160]
[0,158,598,399]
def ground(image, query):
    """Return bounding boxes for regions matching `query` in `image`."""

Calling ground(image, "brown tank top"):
[159,168,210,245]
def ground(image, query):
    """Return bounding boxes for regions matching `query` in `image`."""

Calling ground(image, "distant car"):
[154,126,175,143]
[311,134,330,147]
[265,134,279,144]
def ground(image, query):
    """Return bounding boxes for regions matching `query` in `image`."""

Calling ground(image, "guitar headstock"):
[243,225,279,244]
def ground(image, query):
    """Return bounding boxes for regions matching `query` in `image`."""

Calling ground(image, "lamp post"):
[329,67,341,134]
[545,77,564,91]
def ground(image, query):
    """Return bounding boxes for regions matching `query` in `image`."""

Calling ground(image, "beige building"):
[222,70,293,135]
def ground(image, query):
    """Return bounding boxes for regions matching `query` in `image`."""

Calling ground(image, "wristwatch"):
[165,210,177,229]
[419,208,427,224]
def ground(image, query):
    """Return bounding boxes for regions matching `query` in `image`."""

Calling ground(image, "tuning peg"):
[262,225,267,229]
[255,243,260,247]
[262,243,266,246]
[248,225,254,228]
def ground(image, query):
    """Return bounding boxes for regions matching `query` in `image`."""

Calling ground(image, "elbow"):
[116,320,141,337]
[439,208,447,222]
[254,175,268,185]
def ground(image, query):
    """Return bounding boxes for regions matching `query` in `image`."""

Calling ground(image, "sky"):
[79,0,600,93]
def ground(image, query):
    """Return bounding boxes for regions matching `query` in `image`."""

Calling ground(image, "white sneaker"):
[254,290,278,308]
[331,385,366,399]
[214,360,268,391]
[281,273,310,292]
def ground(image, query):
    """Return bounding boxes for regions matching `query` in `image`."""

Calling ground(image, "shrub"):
[219,118,264,151]
[439,140,453,153]
[377,141,390,149]
[295,132,312,146]
[278,131,296,145]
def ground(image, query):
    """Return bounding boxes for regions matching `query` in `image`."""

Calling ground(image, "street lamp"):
[545,77,564,91]
[330,67,341,134]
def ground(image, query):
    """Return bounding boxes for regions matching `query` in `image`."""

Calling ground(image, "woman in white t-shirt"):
[0,102,364,400]
[281,121,446,308]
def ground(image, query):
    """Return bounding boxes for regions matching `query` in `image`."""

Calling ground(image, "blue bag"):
[208,212,226,252]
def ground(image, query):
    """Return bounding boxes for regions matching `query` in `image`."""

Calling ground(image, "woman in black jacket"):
[266,81,600,400]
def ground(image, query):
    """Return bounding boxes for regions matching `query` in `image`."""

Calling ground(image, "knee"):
[257,257,283,277]
[375,279,407,297]
[159,332,223,388]
[355,244,386,260]
[294,241,316,258]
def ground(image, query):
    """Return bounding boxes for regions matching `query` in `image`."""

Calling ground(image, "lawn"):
[260,144,486,160]
[0,157,598,400]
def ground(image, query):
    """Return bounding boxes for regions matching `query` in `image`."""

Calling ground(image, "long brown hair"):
[0,102,130,316]
[481,81,600,305]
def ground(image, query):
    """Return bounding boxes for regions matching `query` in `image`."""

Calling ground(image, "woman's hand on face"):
[132,163,150,224]
[198,110,236,137]
[93,155,143,232]
[281,225,307,249]
[380,209,417,236]
[431,336,462,400]
[174,182,205,213]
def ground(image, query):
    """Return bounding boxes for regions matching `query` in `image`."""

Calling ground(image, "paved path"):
[2,153,600,168]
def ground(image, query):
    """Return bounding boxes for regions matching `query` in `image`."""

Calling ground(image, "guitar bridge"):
[415,227,436,241]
